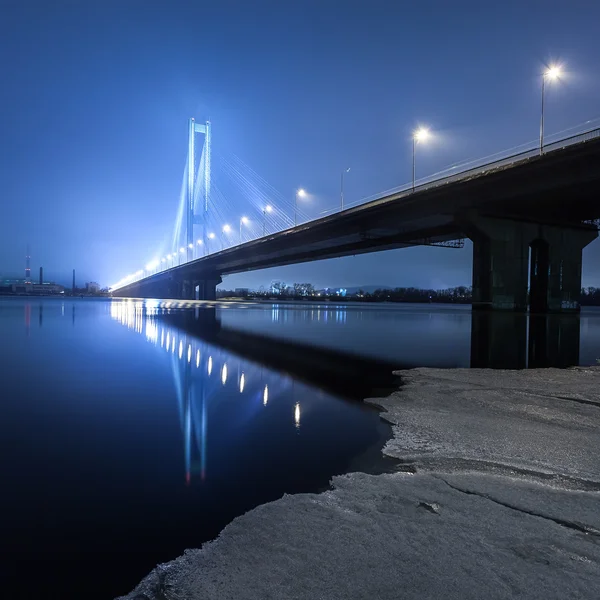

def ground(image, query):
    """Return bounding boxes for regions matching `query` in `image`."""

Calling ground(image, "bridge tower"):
[187,118,211,262]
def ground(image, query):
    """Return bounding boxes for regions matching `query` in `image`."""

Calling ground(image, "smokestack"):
[39,267,43,285]
[72,269,76,294]
[25,244,31,283]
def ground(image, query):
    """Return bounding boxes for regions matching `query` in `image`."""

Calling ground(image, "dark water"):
[0,298,598,599]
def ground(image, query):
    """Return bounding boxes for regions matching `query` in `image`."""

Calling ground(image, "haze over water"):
[1,298,598,598]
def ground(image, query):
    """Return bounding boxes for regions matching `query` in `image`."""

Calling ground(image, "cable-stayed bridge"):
[111,119,600,313]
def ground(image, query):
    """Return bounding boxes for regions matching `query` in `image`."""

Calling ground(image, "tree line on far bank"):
[218,284,473,303]
[217,284,600,306]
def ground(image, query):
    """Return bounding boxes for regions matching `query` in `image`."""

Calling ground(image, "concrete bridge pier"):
[463,215,597,313]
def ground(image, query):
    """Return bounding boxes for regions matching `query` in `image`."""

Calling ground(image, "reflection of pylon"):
[187,118,211,261]
[181,350,208,485]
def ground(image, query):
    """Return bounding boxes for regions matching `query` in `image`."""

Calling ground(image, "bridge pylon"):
[187,118,211,261]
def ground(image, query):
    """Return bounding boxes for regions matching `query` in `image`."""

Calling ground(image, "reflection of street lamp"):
[412,127,430,191]
[340,167,350,210]
[540,64,562,153]
[239,216,249,244]
[263,205,272,236]
[295,188,306,227]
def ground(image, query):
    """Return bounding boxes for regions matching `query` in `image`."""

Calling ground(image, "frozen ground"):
[119,367,600,600]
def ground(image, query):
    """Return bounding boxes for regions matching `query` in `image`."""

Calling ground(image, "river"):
[1,297,598,598]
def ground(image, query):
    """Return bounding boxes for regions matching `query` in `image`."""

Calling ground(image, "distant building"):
[234,288,249,296]
[86,282,100,293]
[0,279,64,295]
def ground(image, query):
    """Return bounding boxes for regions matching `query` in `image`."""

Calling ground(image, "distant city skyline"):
[1,1,600,288]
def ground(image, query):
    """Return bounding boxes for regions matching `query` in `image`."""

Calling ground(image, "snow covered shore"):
[118,367,600,600]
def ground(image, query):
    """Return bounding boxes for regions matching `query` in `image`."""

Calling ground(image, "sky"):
[1,0,600,290]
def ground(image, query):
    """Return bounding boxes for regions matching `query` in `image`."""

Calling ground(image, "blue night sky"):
[1,0,599,289]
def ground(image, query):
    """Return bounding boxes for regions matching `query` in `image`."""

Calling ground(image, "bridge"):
[112,120,600,313]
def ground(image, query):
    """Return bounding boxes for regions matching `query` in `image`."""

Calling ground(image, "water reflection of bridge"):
[110,300,582,483]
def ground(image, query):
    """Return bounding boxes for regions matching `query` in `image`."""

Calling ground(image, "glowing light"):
[294,402,301,428]
[297,188,307,198]
[545,64,562,80]
[265,205,273,213]
[188,243,194,249]
[240,216,249,225]
[178,340,183,359]
[196,349,200,367]
[222,224,231,233]
[221,363,228,385]
[187,344,192,363]
[263,385,268,406]
[208,356,213,375]
[239,372,245,393]
[161,258,166,263]
[413,127,430,142]
[208,233,216,239]
[197,239,203,245]
[180,247,185,253]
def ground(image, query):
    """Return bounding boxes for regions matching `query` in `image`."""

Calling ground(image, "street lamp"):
[207,232,215,254]
[412,127,430,191]
[540,64,562,153]
[263,205,273,236]
[295,188,306,227]
[179,246,185,265]
[222,224,231,250]
[197,239,203,258]
[340,168,350,210]
[239,216,249,244]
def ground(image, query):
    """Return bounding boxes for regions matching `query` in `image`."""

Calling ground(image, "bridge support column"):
[544,228,596,312]
[197,277,222,301]
[463,215,597,313]
[465,216,530,311]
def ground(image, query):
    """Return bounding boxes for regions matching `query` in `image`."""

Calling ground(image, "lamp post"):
[179,247,185,265]
[412,127,430,191]
[540,64,562,153]
[208,232,215,254]
[197,239,203,258]
[239,216,249,244]
[295,188,306,227]
[188,243,194,262]
[263,205,272,236]
[340,168,350,210]
[222,224,231,250]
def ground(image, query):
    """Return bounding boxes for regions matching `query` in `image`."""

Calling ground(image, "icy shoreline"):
[118,367,600,600]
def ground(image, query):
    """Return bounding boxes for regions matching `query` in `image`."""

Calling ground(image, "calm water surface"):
[1,298,598,598]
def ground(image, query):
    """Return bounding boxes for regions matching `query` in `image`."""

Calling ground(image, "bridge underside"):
[113,134,600,312]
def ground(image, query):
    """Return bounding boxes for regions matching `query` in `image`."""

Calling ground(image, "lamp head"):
[413,127,430,143]
[544,64,562,80]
